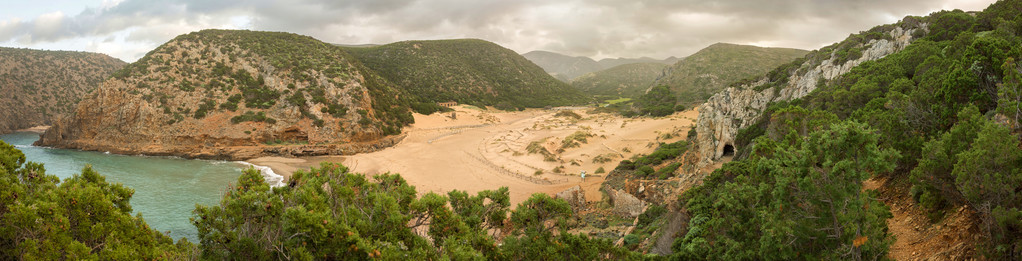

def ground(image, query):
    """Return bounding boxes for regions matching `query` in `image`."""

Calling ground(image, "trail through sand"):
[255,106,698,206]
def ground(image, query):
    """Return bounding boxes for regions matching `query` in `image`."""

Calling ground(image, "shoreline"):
[16,125,50,134]
[245,155,346,182]
[236,105,699,206]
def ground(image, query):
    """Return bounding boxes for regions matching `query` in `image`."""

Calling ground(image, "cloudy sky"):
[0,0,998,62]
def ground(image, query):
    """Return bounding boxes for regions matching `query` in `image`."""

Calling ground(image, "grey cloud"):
[0,0,998,61]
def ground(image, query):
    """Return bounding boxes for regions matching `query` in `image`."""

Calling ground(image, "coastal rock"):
[695,25,923,167]
[35,30,408,160]
[555,185,587,211]
[0,48,125,135]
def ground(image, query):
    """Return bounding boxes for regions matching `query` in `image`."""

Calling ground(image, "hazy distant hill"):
[523,50,680,81]
[344,39,589,109]
[521,50,604,81]
[570,62,668,98]
[0,47,126,135]
[596,56,681,70]
[652,43,808,105]
[38,29,413,159]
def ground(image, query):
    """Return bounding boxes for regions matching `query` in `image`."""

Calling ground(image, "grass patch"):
[560,131,594,149]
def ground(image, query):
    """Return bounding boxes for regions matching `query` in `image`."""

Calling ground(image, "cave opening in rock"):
[722,144,735,157]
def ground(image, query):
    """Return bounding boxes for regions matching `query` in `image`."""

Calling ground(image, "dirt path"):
[864,176,981,260]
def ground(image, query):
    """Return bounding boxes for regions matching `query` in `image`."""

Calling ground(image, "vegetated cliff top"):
[570,62,668,98]
[652,43,808,105]
[0,47,125,135]
[38,29,413,159]
[344,39,590,110]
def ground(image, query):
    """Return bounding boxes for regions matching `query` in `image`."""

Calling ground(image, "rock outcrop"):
[695,25,924,167]
[36,30,412,160]
[0,48,125,135]
[554,185,587,211]
[608,189,645,217]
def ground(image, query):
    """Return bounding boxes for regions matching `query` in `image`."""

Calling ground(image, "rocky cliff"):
[0,48,125,135]
[36,29,413,160]
[695,24,926,167]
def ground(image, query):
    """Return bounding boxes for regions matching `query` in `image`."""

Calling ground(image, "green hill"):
[668,1,1022,259]
[653,43,808,105]
[345,40,590,110]
[37,29,413,159]
[0,48,125,134]
[570,62,668,98]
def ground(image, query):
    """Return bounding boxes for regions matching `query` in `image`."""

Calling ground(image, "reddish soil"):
[865,176,983,260]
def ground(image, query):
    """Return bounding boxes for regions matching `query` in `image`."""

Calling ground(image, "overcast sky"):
[0,0,999,62]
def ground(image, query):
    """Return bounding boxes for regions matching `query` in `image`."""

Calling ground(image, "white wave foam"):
[236,161,285,187]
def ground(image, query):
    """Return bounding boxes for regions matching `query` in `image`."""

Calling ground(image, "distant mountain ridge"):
[522,50,680,81]
[0,47,126,135]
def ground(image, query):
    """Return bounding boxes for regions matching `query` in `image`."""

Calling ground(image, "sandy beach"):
[16,125,50,134]
[251,106,698,206]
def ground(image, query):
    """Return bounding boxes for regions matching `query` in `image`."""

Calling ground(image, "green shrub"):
[230,111,277,124]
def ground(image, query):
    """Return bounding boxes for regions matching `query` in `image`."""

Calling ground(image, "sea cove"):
[1,131,246,241]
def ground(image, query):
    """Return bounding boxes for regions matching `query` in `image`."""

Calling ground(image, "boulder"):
[555,185,586,211]
[609,189,645,217]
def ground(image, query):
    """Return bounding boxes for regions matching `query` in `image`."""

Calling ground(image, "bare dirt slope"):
[865,176,982,260]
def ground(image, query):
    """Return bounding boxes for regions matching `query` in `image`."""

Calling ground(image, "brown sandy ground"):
[254,105,698,206]
[864,176,982,260]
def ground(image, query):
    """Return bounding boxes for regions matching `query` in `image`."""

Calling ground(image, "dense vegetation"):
[614,140,689,180]
[677,1,1022,259]
[571,62,668,98]
[595,85,686,117]
[0,142,636,259]
[0,141,192,259]
[653,43,808,105]
[0,48,125,134]
[344,40,591,111]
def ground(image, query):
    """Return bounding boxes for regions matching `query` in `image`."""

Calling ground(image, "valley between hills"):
[2,0,1022,259]
[248,105,699,207]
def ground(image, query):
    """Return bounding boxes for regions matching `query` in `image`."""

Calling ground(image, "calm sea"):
[0,131,246,242]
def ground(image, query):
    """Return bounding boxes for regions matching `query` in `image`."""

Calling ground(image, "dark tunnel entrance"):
[722,144,735,157]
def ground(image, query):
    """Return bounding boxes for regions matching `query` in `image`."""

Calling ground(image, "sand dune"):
[254,105,698,206]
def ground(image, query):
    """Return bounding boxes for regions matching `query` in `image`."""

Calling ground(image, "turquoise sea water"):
[0,131,245,242]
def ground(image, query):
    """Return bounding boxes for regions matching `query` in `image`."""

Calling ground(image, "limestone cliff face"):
[0,48,125,135]
[695,25,924,166]
[36,30,411,160]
